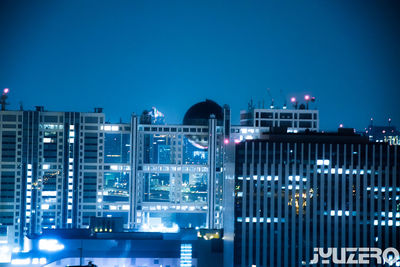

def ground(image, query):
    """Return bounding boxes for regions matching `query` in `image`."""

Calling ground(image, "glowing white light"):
[42,164,50,170]
[41,204,49,210]
[43,138,52,143]
[110,165,119,171]
[11,258,31,265]
[42,191,57,197]
[180,243,192,267]
[38,239,64,252]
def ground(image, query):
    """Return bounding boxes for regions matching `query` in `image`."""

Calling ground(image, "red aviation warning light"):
[3,88,9,94]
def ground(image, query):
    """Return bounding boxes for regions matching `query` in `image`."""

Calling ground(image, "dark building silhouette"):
[230,131,399,266]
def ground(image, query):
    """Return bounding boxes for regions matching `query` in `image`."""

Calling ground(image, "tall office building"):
[0,99,231,254]
[130,100,230,230]
[0,107,107,250]
[228,130,399,266]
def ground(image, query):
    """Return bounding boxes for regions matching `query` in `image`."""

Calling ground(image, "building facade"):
[0,108,109,251]
[0,100,231,254]
[240,107,319,132]
[231,133,399,266]
[365,123,400,146]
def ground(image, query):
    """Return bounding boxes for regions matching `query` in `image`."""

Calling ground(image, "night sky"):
[1,0,399,130]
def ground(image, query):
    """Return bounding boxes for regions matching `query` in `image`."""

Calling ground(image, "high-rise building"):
[0,100,231,254]
[226,131,399,266]
[130,100,230,230]
[0,107,107,251]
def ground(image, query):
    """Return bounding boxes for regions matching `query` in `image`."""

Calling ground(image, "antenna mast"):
[267,88,274,109]
[1,88,10,111]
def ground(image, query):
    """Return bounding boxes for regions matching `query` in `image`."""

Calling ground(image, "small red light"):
[339,124,343,128]
[224,138,229,144]
[3,88,9,94]
[304,95,310,101]
[290,97,296,103]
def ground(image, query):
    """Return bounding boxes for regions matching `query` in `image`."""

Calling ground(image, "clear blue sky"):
[1,0,399,130]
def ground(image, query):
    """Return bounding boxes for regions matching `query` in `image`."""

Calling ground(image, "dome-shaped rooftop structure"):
[183,99,223,126]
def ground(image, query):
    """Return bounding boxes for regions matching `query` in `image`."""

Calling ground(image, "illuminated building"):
[130,100,230,230]
[365,120,400,145]
[0,107,113,259]
[9,229,223,267]
[239,97,319,132]
[1,96,331,263]
[226,130,399,266]
[0,99,231,255]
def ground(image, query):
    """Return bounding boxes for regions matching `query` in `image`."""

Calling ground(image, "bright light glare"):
[290,97,296,103]
[304,95,310,101]
[3,88,9,94]
[11,258,31,265]
[140,223,179,233]
[38,239,64,252]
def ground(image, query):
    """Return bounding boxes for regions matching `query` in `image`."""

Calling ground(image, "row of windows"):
[141,126,209,133]
[255,120,316,128]
[255,112,317,120]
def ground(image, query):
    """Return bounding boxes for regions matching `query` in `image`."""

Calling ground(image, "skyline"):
[1,0,400,130]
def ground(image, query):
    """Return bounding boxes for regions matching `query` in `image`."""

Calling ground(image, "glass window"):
[144,173,170,202]
[143,134,174,164]
[104,133,130,163]
[299,113,312,119]
[182,135,208,165]
[181,173,207,203]
[103,172,129,202]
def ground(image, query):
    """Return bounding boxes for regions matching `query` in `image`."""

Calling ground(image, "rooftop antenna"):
[388,118,392,127]
[304,94,316,110]
[267,88,274,109]
[290,97,298,109]
[248,99,255,111]
[280,89,287,109]
[1,88,10,111]
[19,101,23,111]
